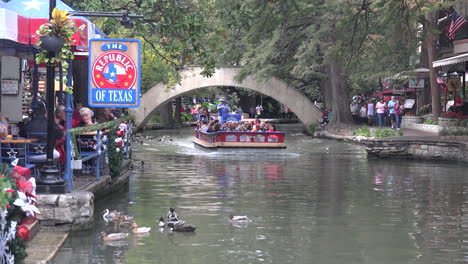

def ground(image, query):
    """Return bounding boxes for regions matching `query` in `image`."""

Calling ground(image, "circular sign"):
[92,51,137,89]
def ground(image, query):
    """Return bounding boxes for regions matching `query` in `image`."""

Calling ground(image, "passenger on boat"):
[199,120,209,131]
[242,122,252,132]
[251,125,259,132]
[212,122,221,132]
[201,121,213,132]
[258,122,266,132]
[217,98,231,124]
[221,122,228,131]
[226,121,236,132]
[267,124,277,132]
[254,118,261,126]
[207,120,220,132]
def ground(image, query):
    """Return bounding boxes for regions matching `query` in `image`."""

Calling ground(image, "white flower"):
[13,192,39,217]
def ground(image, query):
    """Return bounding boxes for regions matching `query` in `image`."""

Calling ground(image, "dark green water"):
[53,125,468,264]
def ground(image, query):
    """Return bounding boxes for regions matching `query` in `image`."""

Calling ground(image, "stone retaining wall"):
[316,131,468,163]
[37,192,94,231]
[401,119,443,133]
[35,160,132,231]
[362,140,467,162]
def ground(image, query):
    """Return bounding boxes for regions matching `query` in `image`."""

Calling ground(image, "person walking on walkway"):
[367,99,375,126]
[376,98,386,127]
[255,105,263,118]
[394,99,404,130]
[387,96,397,129]
[350,101,359,123]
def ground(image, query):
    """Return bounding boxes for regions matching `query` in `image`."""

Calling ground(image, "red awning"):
[0,8,30,45]
[370,88,416,97]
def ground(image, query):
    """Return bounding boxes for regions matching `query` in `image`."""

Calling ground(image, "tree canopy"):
[67,0,452,125]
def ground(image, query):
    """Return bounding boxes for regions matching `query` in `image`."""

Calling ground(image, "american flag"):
[448,10,468,40]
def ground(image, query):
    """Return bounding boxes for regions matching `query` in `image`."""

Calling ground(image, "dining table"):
[0,137,39,144]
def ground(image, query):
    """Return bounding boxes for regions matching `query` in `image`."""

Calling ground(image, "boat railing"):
[195,130,285,144]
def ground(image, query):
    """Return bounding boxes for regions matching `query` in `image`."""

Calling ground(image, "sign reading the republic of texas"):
[88,39,141,108]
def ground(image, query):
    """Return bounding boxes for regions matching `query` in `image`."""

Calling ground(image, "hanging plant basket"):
[40,36,64,52]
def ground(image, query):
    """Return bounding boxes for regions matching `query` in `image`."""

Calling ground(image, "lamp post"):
[37,0,65,193]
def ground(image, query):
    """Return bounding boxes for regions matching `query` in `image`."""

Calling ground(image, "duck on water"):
[100,231,129,241]
[229,214,250,222]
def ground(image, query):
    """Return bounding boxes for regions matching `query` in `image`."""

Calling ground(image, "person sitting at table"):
[72,101,84,128]
[96,108,116,123]
[55,105,66,130]
[0,113,9,137]
[78,107,96,127]
[23,100,63,161]
[54,105,67,166]
[110,107,122,119]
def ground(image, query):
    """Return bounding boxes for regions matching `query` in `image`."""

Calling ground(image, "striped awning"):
[433,53,468,68]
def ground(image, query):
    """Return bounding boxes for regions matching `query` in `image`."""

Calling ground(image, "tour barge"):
[194,130,286,149]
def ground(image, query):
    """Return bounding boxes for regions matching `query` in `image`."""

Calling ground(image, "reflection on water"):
[54,126,468,264]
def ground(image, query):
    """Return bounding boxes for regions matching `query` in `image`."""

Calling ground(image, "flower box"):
[402,115,423,124]
[438,117,459,127]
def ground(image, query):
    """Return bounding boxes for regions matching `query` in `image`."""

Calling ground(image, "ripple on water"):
[53,127,468,264]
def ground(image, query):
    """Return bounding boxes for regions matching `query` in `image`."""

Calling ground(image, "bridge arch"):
[131,67,322,129]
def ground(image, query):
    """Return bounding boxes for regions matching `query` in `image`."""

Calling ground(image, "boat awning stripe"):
[433,53,468,68]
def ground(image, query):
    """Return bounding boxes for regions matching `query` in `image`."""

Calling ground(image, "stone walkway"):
[386,128,468,143]
[25,231,68,264]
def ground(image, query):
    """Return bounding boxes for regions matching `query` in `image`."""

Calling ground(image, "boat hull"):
[193,130,287,149]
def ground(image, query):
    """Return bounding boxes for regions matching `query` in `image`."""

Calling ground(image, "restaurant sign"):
[88,39,141,108]
[409,79,424,89]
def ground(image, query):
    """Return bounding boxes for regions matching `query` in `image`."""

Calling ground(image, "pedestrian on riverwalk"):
[350,101,359,123]
[376,98,386,127]
[359,102,368,124]
[367,99,375,126]
[387,96,397,129]
[394,99,404,131]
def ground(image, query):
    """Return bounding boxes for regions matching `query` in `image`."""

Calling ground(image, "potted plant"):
[35,8,78,94]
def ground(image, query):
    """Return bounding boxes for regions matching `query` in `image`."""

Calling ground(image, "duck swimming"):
[167,208,180,222]
[160,216,186,228]
[229,214,250,222]
[102,209,120,221]
[167,222,196,232]
[131,223,151,234]
[100,231,129,241]
[158,217,165,228]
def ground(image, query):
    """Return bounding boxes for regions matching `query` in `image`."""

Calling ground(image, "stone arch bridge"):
[131,67,322,129]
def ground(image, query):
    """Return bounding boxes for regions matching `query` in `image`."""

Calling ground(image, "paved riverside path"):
[385,128,467,143]
[25,230,68,264]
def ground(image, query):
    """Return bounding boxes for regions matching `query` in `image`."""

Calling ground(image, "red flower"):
[16,180,33,194]
[6,204,11,209]
[5,189,15,193]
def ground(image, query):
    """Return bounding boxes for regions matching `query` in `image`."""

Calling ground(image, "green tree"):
[217,0,447,128]
[72,0,224,85]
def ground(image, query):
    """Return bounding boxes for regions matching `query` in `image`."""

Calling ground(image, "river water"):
[53,124,468,264]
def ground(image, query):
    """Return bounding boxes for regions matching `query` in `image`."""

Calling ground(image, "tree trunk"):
[418,20,432,107]
[159,101,174,128]
[174,97,182,128]
[321,64,333,110]
[327,62,354,128]
[426,11,441,122]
